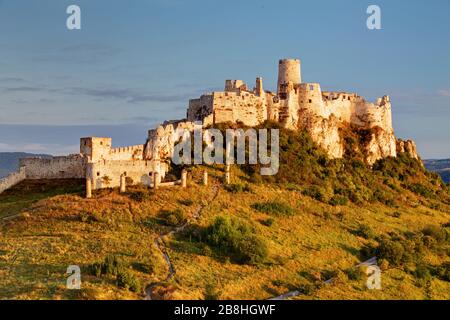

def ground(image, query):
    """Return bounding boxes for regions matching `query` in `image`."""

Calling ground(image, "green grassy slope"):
[0,126,448,300]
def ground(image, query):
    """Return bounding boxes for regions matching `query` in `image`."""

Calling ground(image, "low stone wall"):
[20,155,86,179]
[0,167,26,194]
[87,159,168,189]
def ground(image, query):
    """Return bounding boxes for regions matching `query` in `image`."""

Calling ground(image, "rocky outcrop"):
[396,139,420,160]
[298,111,343,159]
[364,127,397,165]
[144,121,195,161]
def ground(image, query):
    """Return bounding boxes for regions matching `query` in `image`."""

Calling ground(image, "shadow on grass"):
[0,179,84,219]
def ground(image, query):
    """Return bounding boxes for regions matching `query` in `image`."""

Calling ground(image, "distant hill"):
[424,159,450,183]
[0,152,52,178]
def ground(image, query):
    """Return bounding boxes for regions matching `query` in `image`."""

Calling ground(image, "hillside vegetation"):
[0,126,449,300]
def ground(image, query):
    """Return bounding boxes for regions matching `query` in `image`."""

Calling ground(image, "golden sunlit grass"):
[0,164,449,300]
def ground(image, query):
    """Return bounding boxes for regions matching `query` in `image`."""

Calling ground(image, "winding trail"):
[144,185,219,300]
[269,257,378,300]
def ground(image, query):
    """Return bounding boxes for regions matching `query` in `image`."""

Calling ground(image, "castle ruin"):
[0,58,420,194]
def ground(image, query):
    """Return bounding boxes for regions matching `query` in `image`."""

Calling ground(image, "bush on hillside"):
[251,201,294,216]
[158,209,186,227]
[225,183,252,193]
[116,270,141,293]
[204,216,268,264]
[90,255,125,277]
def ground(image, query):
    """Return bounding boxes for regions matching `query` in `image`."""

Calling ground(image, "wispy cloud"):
[437,89,450,97]
[1,82,202,104]
[2,86,44,92]
[0,142,78,156]
[66,86,193,103]
[0,77,27,83]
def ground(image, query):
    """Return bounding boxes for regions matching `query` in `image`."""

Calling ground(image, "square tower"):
[80,137,112,162]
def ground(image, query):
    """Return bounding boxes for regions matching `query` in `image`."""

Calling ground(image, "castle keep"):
[186,59,402,162]
[0,58,419,194]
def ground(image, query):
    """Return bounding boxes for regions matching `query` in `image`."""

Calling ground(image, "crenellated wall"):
[80,137,144,162]
[8,57,418,192]
[187,79,280,127]
[184,58,401,164]
[0,166,26,194]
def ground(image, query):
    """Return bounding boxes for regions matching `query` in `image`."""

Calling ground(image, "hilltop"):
[0,127,448,300]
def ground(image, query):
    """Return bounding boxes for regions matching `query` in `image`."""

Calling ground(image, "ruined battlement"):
[80,137,144,162]
[2,57,417,195]
[184,58,402,164]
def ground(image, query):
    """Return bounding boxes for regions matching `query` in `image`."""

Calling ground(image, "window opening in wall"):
[309,85,314,91]
[309,99,312,103]
[97,172,100,176]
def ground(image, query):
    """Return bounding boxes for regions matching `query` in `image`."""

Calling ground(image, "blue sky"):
[0,0,449,158]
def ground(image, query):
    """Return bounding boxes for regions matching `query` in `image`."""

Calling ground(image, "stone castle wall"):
[185,59,399,164]
[187,79,280,127]
[80,137,144,162]
[20,155,86,179]
[0,166,26,194]
[1,57,417,195]
[87,159,167,189]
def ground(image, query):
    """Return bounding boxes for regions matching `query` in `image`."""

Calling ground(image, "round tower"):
[277,59,301,97]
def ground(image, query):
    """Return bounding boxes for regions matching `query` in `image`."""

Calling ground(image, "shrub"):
[251,201,294,216]
[90,255,125,277]
[329,195,348,206]
[392,211,402,218]
[414,265,432,280]
[260,218,275,227]
[204,216,268,264]
[302,185,326,202]
[359,244,377,261]
[407,183,435,198]
[204,283,221,300]
[129,190,152,202]
[344,267,364,281]
[116,271,141,293]
[298,283,318,295]
[376,240,405,266]
[435,262,450,282]
[225,183,252,193]
[158,209,186,227]
[178,199,194,206]
[354,224,375,240]
[421,225,447,243]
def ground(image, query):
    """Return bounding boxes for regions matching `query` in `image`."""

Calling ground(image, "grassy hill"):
[0,126,448,300]
[0,152,52,178]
